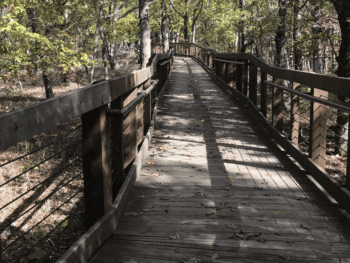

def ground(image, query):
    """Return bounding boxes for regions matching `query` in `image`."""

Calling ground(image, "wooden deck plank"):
[89,57,350,263]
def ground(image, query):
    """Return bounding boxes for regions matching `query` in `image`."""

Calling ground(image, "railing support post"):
[243,61,248,96]
[260,71,267,116]
[309,88,328,169]
[291,83,300,146]
[347,117,350,188]
[237,60,243,93]
[82,104,112,230]
[249,62,257,105]
[227,62,236,88]
[272,77,284,132]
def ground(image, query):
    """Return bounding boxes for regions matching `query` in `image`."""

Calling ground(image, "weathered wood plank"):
[309,88,328,169]
[0,81,110,151]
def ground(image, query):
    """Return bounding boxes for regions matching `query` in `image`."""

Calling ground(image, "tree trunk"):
[293,0,302,70]
[161,0,169,52]
[331,1,350,154]
[275,0,287,68]
[175,26,181,42]
[184,4,189,42]
[43,72,54,99]
[140,0,151,68]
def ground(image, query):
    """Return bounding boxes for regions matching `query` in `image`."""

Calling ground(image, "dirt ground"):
[0,55,139,262]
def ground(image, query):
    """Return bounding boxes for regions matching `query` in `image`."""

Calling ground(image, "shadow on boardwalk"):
[89,57,350,263]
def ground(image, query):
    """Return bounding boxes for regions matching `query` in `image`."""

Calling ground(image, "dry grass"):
[0,56,139,262]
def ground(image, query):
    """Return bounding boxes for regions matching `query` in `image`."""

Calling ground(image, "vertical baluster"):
[309,88,328,169]
[249,62,257,105]
[82,104,112,229]
[291,83,300,146]
[272,77,284,132]
[243,61,248,96]
[260,71,267,116]
[236,60,243,93]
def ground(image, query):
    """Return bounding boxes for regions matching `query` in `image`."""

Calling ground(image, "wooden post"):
[272,77,284,132]
[237,60,243,93]
[249,62,257,105]
[243,61,248,96]
[260,70,267,116]
[82,104,112,230]
[209,54,213,69]
[227,62,236,87]
[291,83,300,146]
[144,82,152,135]
[309,88,328,169]
[347,118,350,188]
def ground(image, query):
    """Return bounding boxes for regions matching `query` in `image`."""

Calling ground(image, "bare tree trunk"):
[139,0,151,68]
[275,0,287,68]
[161,0,169,52]
[293,0,302,70]
[43,72,54,98]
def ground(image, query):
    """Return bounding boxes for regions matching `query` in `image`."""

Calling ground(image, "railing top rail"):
[0,53,172,152]
[170,42,350,97]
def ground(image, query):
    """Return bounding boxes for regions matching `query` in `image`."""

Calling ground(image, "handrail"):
[214,58,245,65]
[265,80,350,114]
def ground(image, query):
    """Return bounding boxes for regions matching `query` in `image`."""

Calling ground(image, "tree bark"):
[161,0,169,52]
[331,0,350,154]
[275,0,287,68]
[293,0,302,70]
[140,0,151,68]
[43,72,54,98]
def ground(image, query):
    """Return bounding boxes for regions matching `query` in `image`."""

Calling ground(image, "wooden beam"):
[82,104,112,230]
[0,81,110,151]
[272,77,284,132]
[236,60,243,93]
[260,70,267,117]
[249,62,257,105]
[291,83,300,146]
[243,62,248,96]
[309,88,328,169]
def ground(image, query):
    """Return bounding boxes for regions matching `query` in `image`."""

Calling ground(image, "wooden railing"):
[0,52,173,263]
[172,42,350,213]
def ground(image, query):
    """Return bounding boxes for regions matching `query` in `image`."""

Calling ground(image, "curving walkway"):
[88,57,350,263]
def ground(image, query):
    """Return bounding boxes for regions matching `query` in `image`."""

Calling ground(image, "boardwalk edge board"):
[193,56,350,214]
[55,68,171,263]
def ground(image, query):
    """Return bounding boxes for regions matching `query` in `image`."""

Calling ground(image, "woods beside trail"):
[1,0,350,96]
[2,0,350,152]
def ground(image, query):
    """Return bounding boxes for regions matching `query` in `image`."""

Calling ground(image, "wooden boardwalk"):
[88,57,350,263]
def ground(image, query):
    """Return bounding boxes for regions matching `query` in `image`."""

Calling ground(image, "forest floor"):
[0,54,139,262]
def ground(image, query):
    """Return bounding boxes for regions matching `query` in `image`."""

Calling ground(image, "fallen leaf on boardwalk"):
[253,186,263,190]
[123,259,138,263]
[142,208,156,212]
[124,212,140,217]
[169,233,181,239]
[153,172,163,176]
[273,210,284,215]
[231,209,236,212]
[280,255,290,260]
[174,249,181,253]
[146,162,156,165]
[181,221,191,225]
[197,192,207,197]
[296,196,309,201]
[275,232,282,236]
[283,240,294,244]
[242,202,251,206]
[165,209,170,214]
[160,198,168,200]
[300,224,310,230]
[183,257,201,263]
[140,173,150,176]
[206,209,217,215]
[204,219,212,222]
[265,173,271,176]
[261,180,269,184]
[234,230,261,240]
[226,175,235,179]
[225,224,237,229]
[223,187,231,191]
[257,239,267,243]
[201,203,208,208]
[211,254,220,260]
[237,173,250,175]
[196,119,205,126]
